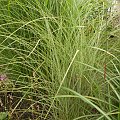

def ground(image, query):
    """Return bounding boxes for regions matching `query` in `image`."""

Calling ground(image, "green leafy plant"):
[0,0,119,120]
[0,112,8,120]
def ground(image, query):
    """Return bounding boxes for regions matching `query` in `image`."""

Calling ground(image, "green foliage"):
[0,112,8,120]
[0,0,120,120]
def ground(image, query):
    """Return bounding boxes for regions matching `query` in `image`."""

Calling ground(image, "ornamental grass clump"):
[0,0,120,120]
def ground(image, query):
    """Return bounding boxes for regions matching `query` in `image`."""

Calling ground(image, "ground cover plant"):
[0,0,120,120]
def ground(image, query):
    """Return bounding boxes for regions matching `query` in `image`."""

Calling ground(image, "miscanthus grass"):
[0,0,120,120]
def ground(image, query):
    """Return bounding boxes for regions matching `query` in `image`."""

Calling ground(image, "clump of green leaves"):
[0,0,119,120]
